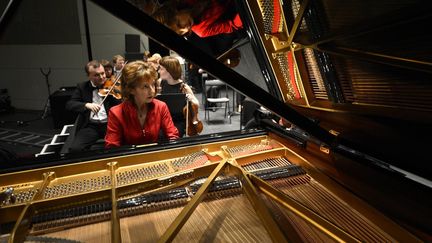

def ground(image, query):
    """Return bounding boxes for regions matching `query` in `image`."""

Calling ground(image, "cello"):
[184,100,203,136]
[179,82,203,136]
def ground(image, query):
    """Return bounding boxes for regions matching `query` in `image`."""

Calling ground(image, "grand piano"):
[1,0,431,242]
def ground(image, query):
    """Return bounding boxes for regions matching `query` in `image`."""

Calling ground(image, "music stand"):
[40,68,52,119]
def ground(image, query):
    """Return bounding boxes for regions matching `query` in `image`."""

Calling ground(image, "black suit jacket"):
[66,81,121,130]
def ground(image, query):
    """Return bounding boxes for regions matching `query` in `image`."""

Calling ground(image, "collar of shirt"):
[90,81,101,90]
[90,84,108,122]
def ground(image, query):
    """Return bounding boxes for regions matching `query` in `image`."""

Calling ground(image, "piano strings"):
[0,137,416,242]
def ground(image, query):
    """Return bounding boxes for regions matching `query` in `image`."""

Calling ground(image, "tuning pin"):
[0,187,14,205]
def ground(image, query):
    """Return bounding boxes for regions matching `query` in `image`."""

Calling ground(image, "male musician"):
[101,59,114,79]
[65,60,121,152]
[112,55,125,77]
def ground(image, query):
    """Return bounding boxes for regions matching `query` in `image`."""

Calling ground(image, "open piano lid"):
[0,0,431,240]
[89,0,432,236]
[89,1,432,181]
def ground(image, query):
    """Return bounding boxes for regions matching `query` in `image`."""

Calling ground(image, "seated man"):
[65,60,121,152]
[112,54,125,77]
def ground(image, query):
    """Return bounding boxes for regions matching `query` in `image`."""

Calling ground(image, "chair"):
[203,79,231,123]
[156,93,187,136]
[241,98,260,128]
[59,114,82,154]
[59,113,106,153]
[156,93,187,119]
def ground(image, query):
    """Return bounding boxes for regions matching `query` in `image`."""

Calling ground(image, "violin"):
[184,101,203,136]
[98,61,128,102]
[98,75,122,99]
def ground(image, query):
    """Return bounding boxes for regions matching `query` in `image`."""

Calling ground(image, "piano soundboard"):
[0,135,419,242]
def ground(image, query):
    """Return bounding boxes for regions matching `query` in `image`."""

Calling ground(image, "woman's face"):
[171,11,193,36]
[131,78,156,106]
[158,65,172,80]
[104,67,113,78]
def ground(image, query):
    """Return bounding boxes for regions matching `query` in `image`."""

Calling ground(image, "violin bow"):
[185,99,190,137]
[99,60,128,105]
[92,61,128,118]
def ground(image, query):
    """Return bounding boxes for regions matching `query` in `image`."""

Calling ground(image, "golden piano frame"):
[0,134,420,242]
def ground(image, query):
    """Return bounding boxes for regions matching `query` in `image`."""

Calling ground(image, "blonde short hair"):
[121,61,158,102]
[112,55,125,64]
[147,53,162,64]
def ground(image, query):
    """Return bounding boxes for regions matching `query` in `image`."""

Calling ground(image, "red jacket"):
[105,99,179,148]
[188,0,243,38]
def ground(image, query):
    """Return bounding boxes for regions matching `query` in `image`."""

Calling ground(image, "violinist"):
[158,56,202,137]
[65,60,121,152]
[101,59,114,79]
[112,55,125,77]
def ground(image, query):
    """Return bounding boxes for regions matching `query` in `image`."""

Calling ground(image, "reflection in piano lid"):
[0,0,431,242]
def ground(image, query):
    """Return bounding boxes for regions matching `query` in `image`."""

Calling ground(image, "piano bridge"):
[0,136,420,242]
